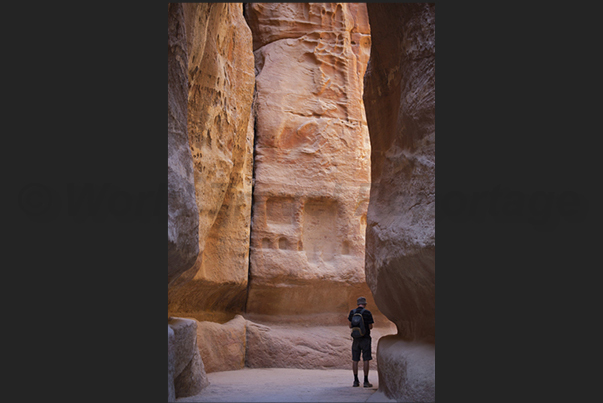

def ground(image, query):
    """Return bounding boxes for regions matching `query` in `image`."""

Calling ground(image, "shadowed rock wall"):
[168,318,210,400]
[168,6,206,400]
[363,3,435,401]
[168,2,199,288]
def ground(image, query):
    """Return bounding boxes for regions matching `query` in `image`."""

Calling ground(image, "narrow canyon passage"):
[176,368,394,403]
[168,3,435,402]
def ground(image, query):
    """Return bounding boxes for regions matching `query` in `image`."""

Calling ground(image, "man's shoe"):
[353,380,360,387]
[363,381,373,388]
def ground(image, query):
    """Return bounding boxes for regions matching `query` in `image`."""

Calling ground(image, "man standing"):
[348,296,374,387]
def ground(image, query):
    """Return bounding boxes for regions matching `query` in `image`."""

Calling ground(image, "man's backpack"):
[350,308,366,338]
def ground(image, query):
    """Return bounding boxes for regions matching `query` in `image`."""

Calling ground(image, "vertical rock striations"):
[168,2,200,288]
[244,3,377,319]
[363,3,435,401]
[364,0,435,344]
[168,3,256,315]
[168,5,207,400]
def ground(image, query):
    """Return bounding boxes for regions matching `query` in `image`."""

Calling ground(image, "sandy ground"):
[176,368,396,402]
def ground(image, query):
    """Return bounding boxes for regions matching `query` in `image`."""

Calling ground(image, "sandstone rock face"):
[168,2,200,288]
[245,2,377,318]
[376,336,435,402]
[245,321,395,370]
[363,3,435,401]
[363,3,435,343]
[168,3,255,314]
[174,346,207,398]
[168,318,210,398]
[168,325,176,402]
[196,315,247,373]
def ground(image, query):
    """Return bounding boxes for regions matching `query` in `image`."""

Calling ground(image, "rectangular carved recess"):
[302,198,338,262]
[265,196,296,226]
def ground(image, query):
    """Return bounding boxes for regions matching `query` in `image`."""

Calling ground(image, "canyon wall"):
[244,2,379,320]
[363,3,436,401]
[167,4,206,400]
[168,3,437,399]
[168,3,256,316]
[168,2,199,288]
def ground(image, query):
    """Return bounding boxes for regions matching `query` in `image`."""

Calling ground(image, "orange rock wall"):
[168,3,256,315]
[168,5,437,399]
[244,3,376,318]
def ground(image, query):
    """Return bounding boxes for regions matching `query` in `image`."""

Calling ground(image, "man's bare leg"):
[352,361,360,386]
[363,360,372,387]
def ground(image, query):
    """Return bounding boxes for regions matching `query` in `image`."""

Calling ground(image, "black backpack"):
[350,308,366,338]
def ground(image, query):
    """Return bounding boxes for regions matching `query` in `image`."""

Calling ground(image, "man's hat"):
[357,297,367,305]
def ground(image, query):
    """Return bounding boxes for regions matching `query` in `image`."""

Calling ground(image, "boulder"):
[168,318,209,398]
[174,347,207,398]
[376,336,435,402]
[196,315,247,373]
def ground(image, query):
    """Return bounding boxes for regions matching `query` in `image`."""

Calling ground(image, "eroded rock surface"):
[363,3,435,400]
[192,314,396,372]
[168,318,210,399]
[168,2,200,288]
[168,325,176,402]
[245,2,377,319]
[168,3,255,314]
[196,315,247,373]
[168,4,436,400]
[363,2,435,344]
[376,337,435,402]
[246,321,395,370]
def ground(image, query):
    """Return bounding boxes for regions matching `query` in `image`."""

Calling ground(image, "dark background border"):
[7,2,598,402]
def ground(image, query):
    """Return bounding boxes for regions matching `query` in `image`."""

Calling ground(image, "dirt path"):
[176,368,395,402]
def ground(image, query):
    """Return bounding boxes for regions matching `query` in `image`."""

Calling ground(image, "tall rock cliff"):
[363,3,435,401]
[168,3,436,398]
[167,4,207,400]
[168,3,256,316]
[244,3,379,319]
[168,2,199,288]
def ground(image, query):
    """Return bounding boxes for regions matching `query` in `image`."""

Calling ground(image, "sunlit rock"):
[245,2,378,320]
[195,315,247,373]
[168,3,255,314]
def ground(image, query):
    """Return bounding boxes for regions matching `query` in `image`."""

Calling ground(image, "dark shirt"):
[348,307,374,337]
